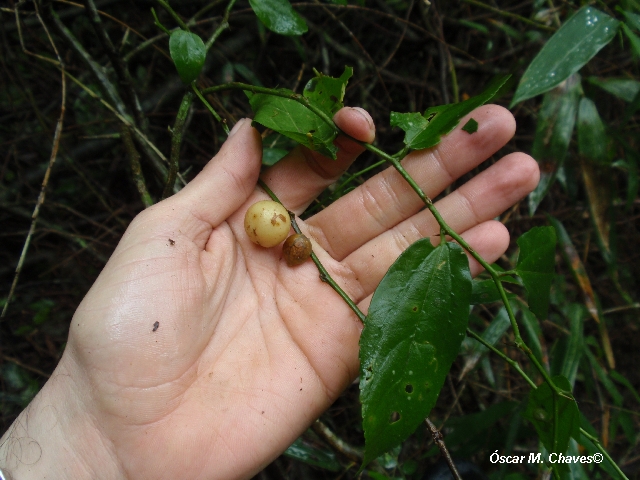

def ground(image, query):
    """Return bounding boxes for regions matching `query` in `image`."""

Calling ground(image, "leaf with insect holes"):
[391,76,509,151]
[359,239,471,468]
[247,67,352,159]
[169,30,206,85]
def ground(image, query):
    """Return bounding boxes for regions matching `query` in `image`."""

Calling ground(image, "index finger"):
[259,107,376,213]
[306,105,517,260]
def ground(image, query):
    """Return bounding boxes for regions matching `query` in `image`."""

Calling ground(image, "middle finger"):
[306,104,516,260]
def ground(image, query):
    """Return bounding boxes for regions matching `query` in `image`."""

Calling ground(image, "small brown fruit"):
[244,200,291,247]
[283,234,312,266]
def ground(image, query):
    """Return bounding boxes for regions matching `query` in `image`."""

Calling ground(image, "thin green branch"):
[60,69,169,175]
[204,0,238,51]
[48,7,128,118]
[121,124,153,207]
[466,328,536,389]
[192,84,229,135]
[155,0,190,31]
[580,427,630,480]
[201,82,337,135]
[151,7,172,35]
[2,3,66,319]
[123,30,169,62]
[83,0,148,131]
[258,180,366,323]
[163,91,194,199]
[460,0,556,32]
[336,159,386,192]
[312,420,363,462]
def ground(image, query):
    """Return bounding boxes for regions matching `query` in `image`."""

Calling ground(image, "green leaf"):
[470,279,503,305]
[578,413,627,480]
[588,76,640,103]
[559,304,586,388]
[610,370,640,404]
[248,91,337,157]
[516,226,557,320]
[30,298,55,325]
[619,8,640,30]
[391,75,510,151]
[359,240,471,467]
[622,22,640,56]
[262,147,288,166]
[303,67,352,117]
[389,112,429,147]
[518,302,544,364]
[584,346,623,406]
[460,306,512,379]
[436,401,519,452]
[459,19,490,34]
[232,63,264,86]
[284,436,341,471]
[524,375,580,456]
[511,7,619,106]
[249,0,308,36]
[461,118,478,133]
[169,30,206,85]
[528,74,581,215]
[248,68,352,159]
[577,97,611,164]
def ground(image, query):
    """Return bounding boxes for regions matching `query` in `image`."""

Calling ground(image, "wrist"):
[0,354,121,479]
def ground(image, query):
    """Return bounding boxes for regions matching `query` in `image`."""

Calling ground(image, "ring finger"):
[336,152,539,302]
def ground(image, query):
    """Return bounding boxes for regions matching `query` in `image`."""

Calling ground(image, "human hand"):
[0,105,538,479]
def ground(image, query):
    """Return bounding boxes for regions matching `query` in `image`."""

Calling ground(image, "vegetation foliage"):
[1,0,640,478]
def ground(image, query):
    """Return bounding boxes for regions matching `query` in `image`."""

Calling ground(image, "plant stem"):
[460,0,556,32]
[201,82,338,139]
[580,427,630,480]
[121,124,153,207]
[466,329,536,389]
[204,0,238,51]
[257,179,366,324]
[312,420,363,462]
[151,8,171,35]
[2,5,66,318]
[425,418,462,480]
[192,84,229,134]
[155,0,190,31]
[83,0,148,132]
[336,159,386,192]
[163,91,194,199]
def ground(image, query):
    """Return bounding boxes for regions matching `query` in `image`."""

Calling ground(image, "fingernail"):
[227,118,247,139]
[349,107,375,130]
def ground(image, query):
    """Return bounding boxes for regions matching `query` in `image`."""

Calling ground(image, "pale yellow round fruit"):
[244,200,291,247]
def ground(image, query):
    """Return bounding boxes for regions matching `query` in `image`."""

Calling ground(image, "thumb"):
[172,119,263,227]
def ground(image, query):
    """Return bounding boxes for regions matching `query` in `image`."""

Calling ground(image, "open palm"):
[1,106,538,479]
